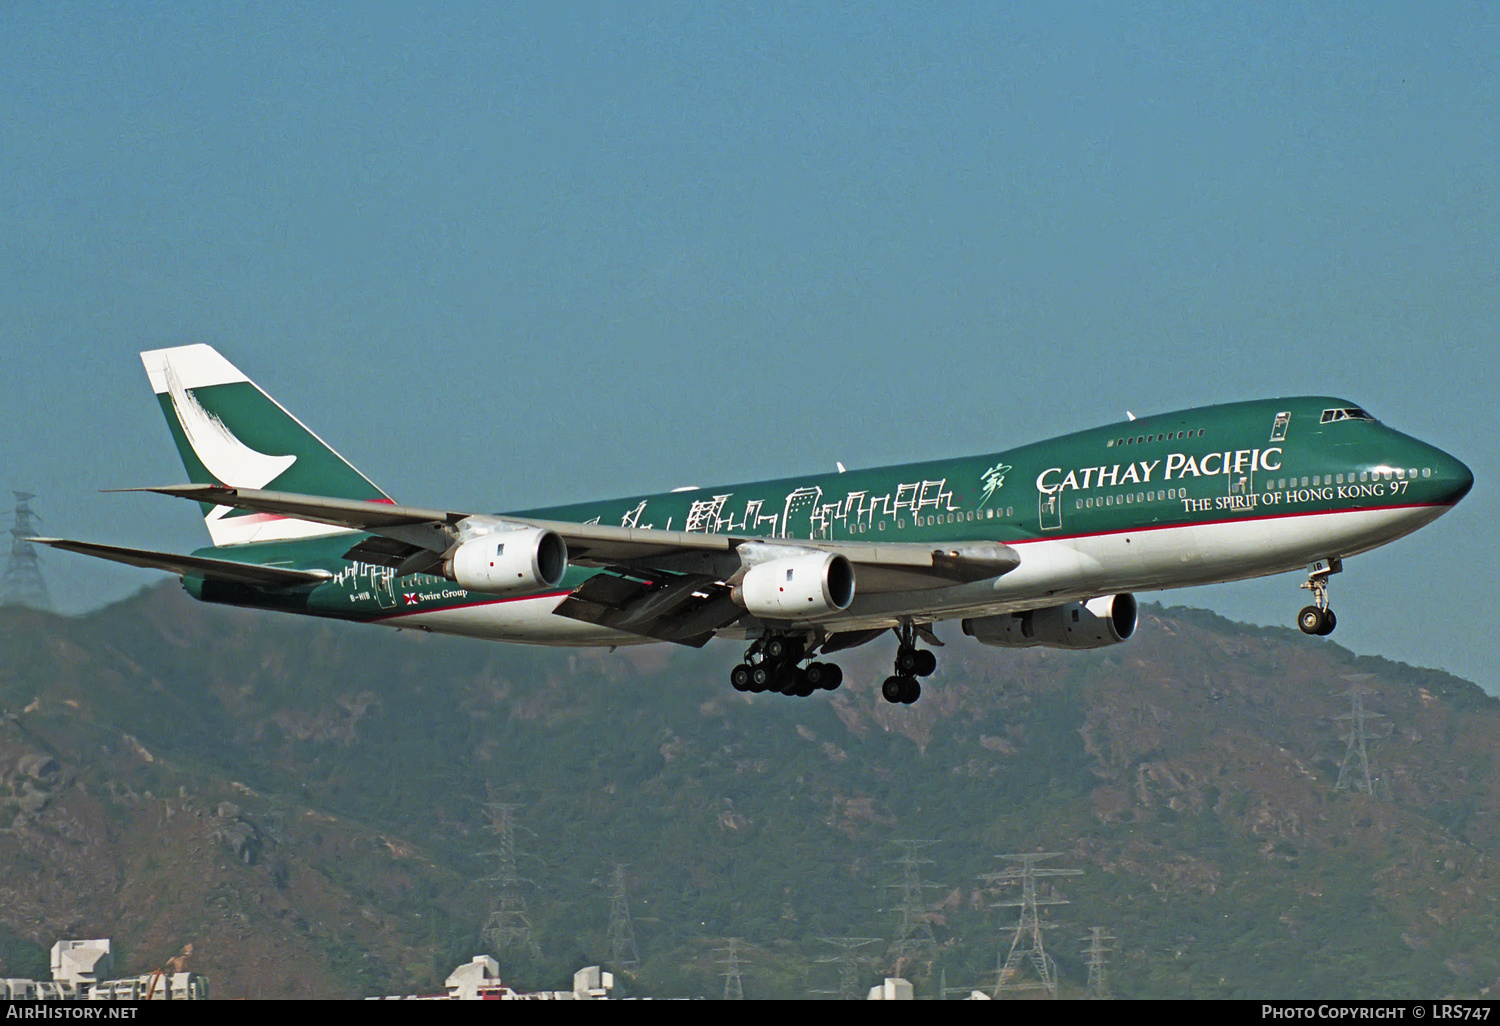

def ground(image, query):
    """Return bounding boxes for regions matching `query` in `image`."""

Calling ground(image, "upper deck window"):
[1320,407,1376,424]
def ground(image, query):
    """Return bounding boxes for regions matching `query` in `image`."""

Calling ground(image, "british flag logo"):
[403,593,420,605]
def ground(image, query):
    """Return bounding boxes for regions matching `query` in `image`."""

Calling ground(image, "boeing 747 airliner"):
[35,346,1473,704]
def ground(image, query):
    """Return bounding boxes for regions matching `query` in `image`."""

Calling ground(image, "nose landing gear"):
[1297,558,1341,636]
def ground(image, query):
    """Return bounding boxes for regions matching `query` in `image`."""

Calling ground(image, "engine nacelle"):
[444,528,568,594]
[962,594,1137,650]
[733,552,855,619]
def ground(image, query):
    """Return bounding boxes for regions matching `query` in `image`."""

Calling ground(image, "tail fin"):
[141,345,390,546]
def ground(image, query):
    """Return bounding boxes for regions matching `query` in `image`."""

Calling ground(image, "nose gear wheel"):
[1297,559,1341,636]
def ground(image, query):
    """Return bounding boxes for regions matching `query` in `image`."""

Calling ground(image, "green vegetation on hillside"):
[1,587,1497,998]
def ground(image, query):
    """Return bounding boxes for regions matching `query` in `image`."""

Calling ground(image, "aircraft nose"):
[1432,448,1473,506]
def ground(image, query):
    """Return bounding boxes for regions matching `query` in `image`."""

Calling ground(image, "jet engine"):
[961,594,1137,650]
[733,552,855,619]
[443,528,568,594]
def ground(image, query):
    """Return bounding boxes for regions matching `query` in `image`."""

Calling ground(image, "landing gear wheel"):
[882,675,907,704]
[765,637,803,663]
[818,663,843,691]
[893,623,938,682]
[1298,605,1327,636]
[1297,559,1342,637]
[750,664,773,692]
[792,667,816,698]
[882,675,919,704]
[896,646,920,674]
[730,664,752,692]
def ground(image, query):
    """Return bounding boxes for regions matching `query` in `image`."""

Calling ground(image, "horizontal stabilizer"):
[118,484,463,531]
[29,538,332,589]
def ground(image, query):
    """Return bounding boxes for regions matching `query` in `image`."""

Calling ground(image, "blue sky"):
[3,3,1496,688]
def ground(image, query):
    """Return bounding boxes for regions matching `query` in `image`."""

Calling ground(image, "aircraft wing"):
[28,538,332,588]
[131,484,1021,591]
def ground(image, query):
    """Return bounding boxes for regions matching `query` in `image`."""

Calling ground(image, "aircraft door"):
[1038,488,1063,531]
[373,568,398,609]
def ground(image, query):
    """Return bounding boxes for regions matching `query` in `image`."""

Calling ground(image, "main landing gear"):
[729,634,844,698]
[728,622,939,704]
[1297,558,1342,637]
[881,622,938,705]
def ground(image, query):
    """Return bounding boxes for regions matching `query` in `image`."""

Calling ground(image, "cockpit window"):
[1320,407,1376,424]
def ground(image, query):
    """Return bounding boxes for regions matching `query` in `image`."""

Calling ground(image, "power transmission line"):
[1081,926,1115,999]
[476,795,541,960]
[2,492,51,611]
[981,852,1082,998]
[884,839,943,977]
[1334,675,1386,796]
[810,937,881,1000]
[715,937,746,1001]
[606,862,640,972]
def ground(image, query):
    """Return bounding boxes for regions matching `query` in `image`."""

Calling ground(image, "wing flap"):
[552,571,744,647]
[30,538,331,588]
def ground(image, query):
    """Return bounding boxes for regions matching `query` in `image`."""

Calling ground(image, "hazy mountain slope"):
[1,583,1496,998]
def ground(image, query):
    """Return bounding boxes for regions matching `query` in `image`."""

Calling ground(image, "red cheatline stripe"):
[369,590,572,623]
[1008,501,1453,547]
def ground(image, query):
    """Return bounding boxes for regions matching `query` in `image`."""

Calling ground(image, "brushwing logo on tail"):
[164,365,296,488]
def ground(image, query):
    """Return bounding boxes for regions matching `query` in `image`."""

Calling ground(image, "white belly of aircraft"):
[376,503,1446,646]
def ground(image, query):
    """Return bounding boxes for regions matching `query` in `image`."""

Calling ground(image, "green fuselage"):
[185,396,1472,643]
